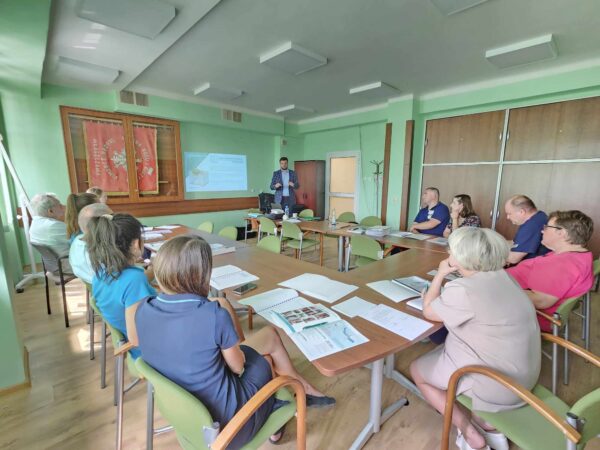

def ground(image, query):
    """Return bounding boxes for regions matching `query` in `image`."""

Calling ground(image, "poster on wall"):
[185,152,248,192]
[83,120,129,195]
[133,125,159,194]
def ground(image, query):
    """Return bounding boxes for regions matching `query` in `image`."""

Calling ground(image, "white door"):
[325,151,360,218]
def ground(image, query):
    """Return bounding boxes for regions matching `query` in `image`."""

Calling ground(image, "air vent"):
[119,90,149,106]
[222,109,242,123]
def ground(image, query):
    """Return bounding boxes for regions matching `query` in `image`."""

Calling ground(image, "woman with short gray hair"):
[410,227,541,450]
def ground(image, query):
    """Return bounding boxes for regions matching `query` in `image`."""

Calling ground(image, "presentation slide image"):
[185,152,248,192]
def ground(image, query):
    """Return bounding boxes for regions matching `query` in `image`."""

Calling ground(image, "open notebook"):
[210,265,258,290]
[239,288,368,361]
[278,273,358,303]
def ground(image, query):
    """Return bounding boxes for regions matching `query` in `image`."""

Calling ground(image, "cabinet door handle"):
[489,210,493,219]
[496,210,500,220]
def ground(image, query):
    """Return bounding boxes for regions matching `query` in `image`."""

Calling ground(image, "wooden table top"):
[327,228,449,254]
[146,225,446,377]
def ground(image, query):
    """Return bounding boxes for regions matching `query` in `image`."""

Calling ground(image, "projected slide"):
[185,152,248,192]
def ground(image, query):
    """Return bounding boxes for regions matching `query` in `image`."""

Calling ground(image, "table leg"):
[349,358,409,450]
[337,236,344,272]
[319,233,324,266]
[384,354,424,400]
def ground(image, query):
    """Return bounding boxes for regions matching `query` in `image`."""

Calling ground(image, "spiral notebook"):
[238,288,313,323]
[210,265,258,290]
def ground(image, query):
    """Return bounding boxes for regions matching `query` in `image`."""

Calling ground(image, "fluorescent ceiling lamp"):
[430,0,490,15]
[486,34,557,69]
[275,104,315,118]
[193,83,244,101]
[260,42,327,75]
[349,81,400,98]
[55,56,120,85]
[77,0,176,39]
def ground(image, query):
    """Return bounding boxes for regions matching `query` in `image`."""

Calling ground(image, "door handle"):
[496,210,500,220]
[489,210,493,219]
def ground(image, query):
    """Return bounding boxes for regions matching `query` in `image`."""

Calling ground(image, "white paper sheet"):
[210,243,236,256]
[389,231,412,238]
[332,296,377,318]
[144,232,166,240]
[404,233,433,241]
[366,280,419,303]
[279,273,358,303]
[144,242,164,252]
[210,265,258,290]
[362,304,432,341]
[288,320,369,361]
[406,298,424,311]
[156,225,180,229]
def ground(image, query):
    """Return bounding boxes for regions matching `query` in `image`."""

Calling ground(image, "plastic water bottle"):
[284,205,289,218]
[331,208,337,226]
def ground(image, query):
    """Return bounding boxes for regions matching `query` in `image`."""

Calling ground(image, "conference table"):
[144,224,447,449]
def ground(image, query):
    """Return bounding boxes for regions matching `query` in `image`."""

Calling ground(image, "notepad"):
[332,296,377,318]
[210,243,236,256]
[279,273,358,303]
[210,265,258,290]
[363,304,433,341]
[366,280,420,303]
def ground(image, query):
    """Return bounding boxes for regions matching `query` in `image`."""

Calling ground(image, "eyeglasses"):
[543,224,563,231]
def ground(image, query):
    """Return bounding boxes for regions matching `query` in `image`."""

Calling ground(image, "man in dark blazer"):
[270,156,299,211]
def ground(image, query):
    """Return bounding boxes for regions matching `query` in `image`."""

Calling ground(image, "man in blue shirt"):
[270,157,299,212]
[410,187,450,236]
[504,195,549,265]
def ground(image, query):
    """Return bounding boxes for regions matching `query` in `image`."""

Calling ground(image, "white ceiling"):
[43,0,600,121]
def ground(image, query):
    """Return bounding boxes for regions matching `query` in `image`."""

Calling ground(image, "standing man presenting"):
[270,157,299,212]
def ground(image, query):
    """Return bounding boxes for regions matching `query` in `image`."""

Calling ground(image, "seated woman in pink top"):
[506,210,594,332]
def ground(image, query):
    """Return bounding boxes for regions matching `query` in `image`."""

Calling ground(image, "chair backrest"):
[197,221,214,233]
[281,221,302,240]
[298,209,314,218]
[555,296,584,324]
[359,216,382,227]
[337,211,356,223]
[593,258,600,277]
[258,217,277,235]
[218,226,238,241]
[31,243,60,273]
[570,388,600,446]
[257,235,281,254]
[350,235,384,260]
[135,358,214,450]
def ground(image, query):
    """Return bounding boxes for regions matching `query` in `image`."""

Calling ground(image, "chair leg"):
[100,321,107,389]
[89,311,95,360]
[146,382,154,450]
[44,271,51,315]
[116,354,125,450]
[114,356,119,406]
[551,321,559,395]
[58,261,69,328]
[584,292,591,351]
[563,322,570,386]
[86,289,91,325]
[247,306,254,330]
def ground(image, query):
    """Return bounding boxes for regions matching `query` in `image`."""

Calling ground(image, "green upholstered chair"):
[337,211,356,223]
[218,226,238,241]
[345,235,383,271]
[575,259,600,351]
[86,284,109,388]
[257,235,281,254]
[359,216,382,227]
[441,334,600,450]
[198,221,214,233]
[280,221,318,260]
[135,358,306,450]
[257,217,278,241]
[298,209,314,218]
[540,296,585,394]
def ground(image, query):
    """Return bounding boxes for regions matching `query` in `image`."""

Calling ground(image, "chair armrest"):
[114,342,134,357]
[211,375,306,450]
[541,333,600,367]
[536,310,561,327]
[441,365,581,450]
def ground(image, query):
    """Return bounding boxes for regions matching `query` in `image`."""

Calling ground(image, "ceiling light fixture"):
[260,42,327,75]
[193,83,244,101]
[486,34,557,69]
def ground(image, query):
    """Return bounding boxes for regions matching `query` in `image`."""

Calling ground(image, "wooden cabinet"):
[293,160,325,218]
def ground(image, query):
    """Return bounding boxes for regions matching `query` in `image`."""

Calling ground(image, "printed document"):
[363,304,433,340]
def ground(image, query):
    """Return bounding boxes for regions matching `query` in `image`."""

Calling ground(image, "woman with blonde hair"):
[65,192,99,241]
[410,227,541,450]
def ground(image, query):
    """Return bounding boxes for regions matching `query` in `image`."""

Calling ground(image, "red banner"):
[83,121,129,195]
[133,126,159,194]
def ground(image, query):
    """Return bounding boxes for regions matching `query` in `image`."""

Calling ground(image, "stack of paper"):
[210,265,258,290]
[365,226,390,237]
[363,304,433,340]
[210,243,236,256]
[404,233,433,241]
[279,273,358,303]
[389,231,413,238]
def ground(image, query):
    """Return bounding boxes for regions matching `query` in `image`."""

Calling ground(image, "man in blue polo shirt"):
[409,187,450,236]
[504,194,549,265]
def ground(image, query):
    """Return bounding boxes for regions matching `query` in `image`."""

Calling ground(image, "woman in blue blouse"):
[87,213,155,358]
[125,235,335,448]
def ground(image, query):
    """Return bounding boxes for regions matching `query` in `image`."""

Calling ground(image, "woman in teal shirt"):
[87,213,155,358]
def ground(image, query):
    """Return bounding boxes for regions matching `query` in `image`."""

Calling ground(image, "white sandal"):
[456,431,491,450]
[471,422,509,450]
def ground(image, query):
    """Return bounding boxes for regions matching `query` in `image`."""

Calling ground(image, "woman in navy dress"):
[125,235,335,448]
